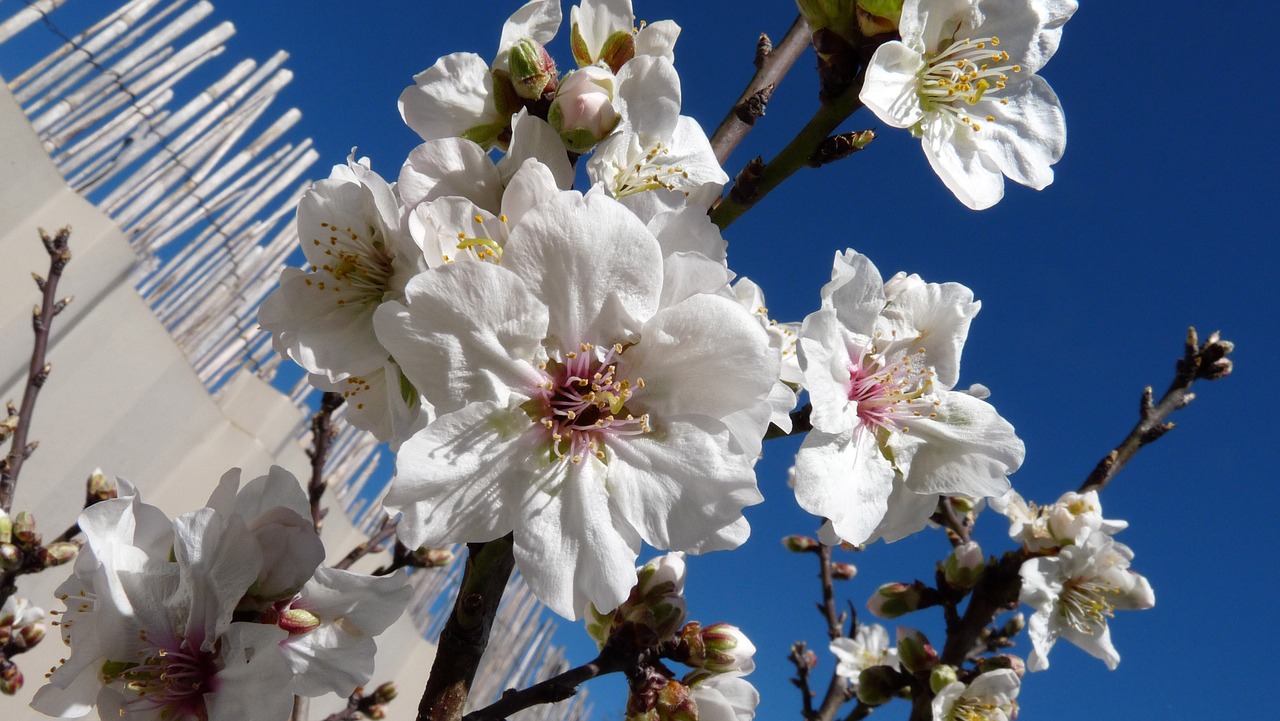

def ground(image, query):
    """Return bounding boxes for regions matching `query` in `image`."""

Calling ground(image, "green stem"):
[710,77,865,231]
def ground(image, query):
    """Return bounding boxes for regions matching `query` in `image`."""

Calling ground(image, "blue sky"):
[4,1,1276,719]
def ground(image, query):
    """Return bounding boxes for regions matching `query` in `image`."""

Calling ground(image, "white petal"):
[921,114,1006,210]
[635,20,680,62]
[614,55,681,141]
[891,391,1024,497]
[398,137,503,211]
[821,249,887,333]
[499,110,575,189]
[399,53,500,144]
[798,310,858,435]
[499,0,562,53]
[860,41,927,129]
[877,280,979,390]
[980,74,1066,190]
[793,428,895,545]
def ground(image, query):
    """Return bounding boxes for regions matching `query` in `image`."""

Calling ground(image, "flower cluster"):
[31,468,410,721]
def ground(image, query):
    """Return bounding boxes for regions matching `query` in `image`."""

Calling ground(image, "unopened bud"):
[942,541,985,590]
[87,468,117,502]
[680,622,756,674]
[589,553,688,648]
[830,562,857,581]
[999,613,1025,638]
[796,0,858,39]
[0,661,22,695]
[278,608,322,635]
[0,543,20,571]
[782,535,820,553]
[929,664,959,694]
[978,654,1026,679]
[867,582,923,619]
[412,547,454,568]
[14,621,46,650]
[656,679,697,721]
[361,705,386,720]
[13,511,37,545]
[42,541,79,567]
[0,510,10,543]
[856,0,903,37]
[949,496,978,514]
[507,38,557,100]
[372,681,397,704]
[896,627,938,674]
[548,66,620,153]
[855,665,901,706]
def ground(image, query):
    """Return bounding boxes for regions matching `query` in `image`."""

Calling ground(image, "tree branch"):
[1080,327,1233,493]
[332,516,397,571]
[463,647,631,721]
[306,391,344,532]
[415,536,516,721]
[709,15,812,165]
[1,227,72,514]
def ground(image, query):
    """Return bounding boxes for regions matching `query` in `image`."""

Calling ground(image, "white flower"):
[793,250,1024,544]
[569,0,681,71]
[32,481,294,721]
[374,190,777,619]
[859,0,1078,209]
[1019,527,1154,671]
[731,278,802,434]
[931,669,1020,721]
[549,65,621,152]
[830,623,898,681]
[399,0,562,148]
[275,567,412,697]
[258,155,420,386]
[688,674,758,721]
[992,488,1128,551]
[587,56,727,222]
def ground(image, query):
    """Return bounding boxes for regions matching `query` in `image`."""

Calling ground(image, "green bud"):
[680,622,755,674]
[0,509,10,543]
[87,468,117,502]
[831,562,857,581]
[781,535,820,553]
[42,541,80,567]
[507,38,557,101]
[796,0,859,39]
[1000,613,1026,638]
[0,543,20,571]
[372,681,398,704]
[929,665,959,694]
[867,582,922,619]
[856,0,903,37]
[978,654,1026,679]
[13,511,37,545]
[942,541,985,590]
[14,621,46,650]
[896,627,938,674]
[278,608,322,635]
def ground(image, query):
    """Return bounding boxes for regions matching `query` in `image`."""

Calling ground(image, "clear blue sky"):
[3,1,1275,720]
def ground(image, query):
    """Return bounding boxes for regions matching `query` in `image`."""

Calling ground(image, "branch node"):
[754,32,773,68]
[808,130,876,168]
[727,156,766,207]
[734,84,774,125]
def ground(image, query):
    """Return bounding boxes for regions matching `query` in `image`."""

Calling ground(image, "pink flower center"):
[533,342,650,464]
[848,348,936,432]
[105,633,220,720]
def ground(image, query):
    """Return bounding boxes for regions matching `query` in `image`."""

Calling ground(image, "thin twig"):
[332,516,397,571]
[0,227,72,514]
[817,544,844,640]
[789,641,817,720]
[463,648,630,721]
[709,15,812,164]
[1080,327,1232,493]
[306,392,344,532]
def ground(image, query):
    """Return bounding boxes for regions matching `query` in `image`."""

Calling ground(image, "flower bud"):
[412,547,454,568]
[942,541,985,590]
[949,496,978,514]
[41,541,80,567]
[655,679,697,721]
[361,706,386,720]
[278,608,322,635]
[0,543,20,571]
[13,511,37,545]
[830,562,857,581]
[0,660,22,695]
[13,620,45,650]
[855,0,903,37]
[588,553,688,649]
[796,0,858,39]
[867,582,923,619]
[999,613,1025,638]
[929,665,959,694]
[371,682,398,704]
[548,66,620,153]
[978,654,1026,679]
[0,510,10,543]
[87,468,117,503]
[782,535,820,553]
[507,38,557,100]
[896,627,937,674]
[680,622,756,675]
[855,665,901,706]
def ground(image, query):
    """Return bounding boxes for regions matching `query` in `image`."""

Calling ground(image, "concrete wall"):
[0,82,436,720]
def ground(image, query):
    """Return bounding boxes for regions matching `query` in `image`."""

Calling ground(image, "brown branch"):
[415,536,516,721]
[0,227,72,514]
[332,516,397,571]
[1080,327,1233,493]
[306,391,344,532]
[709,15,812,165]
[789,641,818,720]
[817,544,845,640]
[939,551,1026,666]
[463,646,632,721]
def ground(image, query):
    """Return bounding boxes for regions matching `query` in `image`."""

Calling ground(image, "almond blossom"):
[829,623,898,683]
[991,488,1128,552]
[374,189,777,619]
[1019,527,1154,671]
[931,668,1020,721]
[859,0,1077,209]
[792,250,1024,544]
[569,0,681,71]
